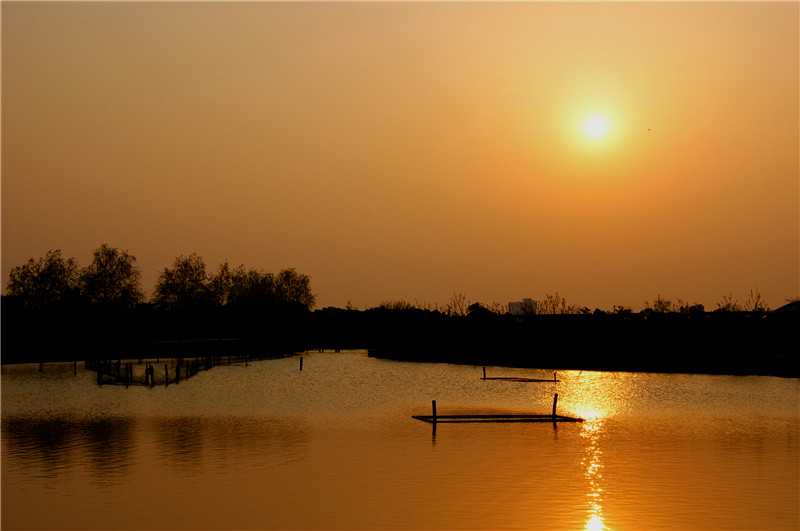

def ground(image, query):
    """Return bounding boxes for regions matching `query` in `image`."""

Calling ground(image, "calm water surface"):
[2,350,798,530]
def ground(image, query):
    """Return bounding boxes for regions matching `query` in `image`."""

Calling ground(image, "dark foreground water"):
[2,350,798,530]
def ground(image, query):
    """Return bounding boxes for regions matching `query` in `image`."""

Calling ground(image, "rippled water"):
[2,351,798,530]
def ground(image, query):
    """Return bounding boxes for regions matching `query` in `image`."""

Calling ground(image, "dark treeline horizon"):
[2,245,798,377]
[4,245,796,315]
[3,244,315,312]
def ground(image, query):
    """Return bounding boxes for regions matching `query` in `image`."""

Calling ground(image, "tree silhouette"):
[445,292,469,316]
[80,244,143,311]
[157,258,315,312]
[6,250,80,309]
[152,253,209,311]
[227,265,276,309]
[376,299,415,311]
[207,261,234,307]
[539,292,578,314]
[275,268,315,309]
[716,292,742,312]
[744,288,769,313]
[648,294,673,313]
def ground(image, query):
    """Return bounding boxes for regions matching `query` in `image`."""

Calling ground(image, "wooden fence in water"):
[85,354,267,387]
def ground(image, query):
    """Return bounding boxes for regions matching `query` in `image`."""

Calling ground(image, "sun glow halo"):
[584,117,608,138]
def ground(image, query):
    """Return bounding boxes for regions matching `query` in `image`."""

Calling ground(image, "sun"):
[584,117,608,138]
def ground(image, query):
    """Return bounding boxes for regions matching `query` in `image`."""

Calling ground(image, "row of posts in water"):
[63,351,334,386]
[85,355,255,387]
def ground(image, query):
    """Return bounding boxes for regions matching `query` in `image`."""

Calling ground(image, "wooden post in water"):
[432,400,437,423]
[482,367,486,380]
[300,357,303,371]
[552,393,558,418]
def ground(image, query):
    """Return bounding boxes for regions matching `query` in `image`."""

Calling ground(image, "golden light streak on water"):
[581,417,606,531]
[586,514,605,531]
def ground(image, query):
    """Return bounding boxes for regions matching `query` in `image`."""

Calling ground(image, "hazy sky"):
[2,1,798,311]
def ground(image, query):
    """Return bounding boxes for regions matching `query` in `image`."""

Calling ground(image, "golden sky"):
[2,1,798,310]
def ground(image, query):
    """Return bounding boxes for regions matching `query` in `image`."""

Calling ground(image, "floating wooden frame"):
[413,395,584,424]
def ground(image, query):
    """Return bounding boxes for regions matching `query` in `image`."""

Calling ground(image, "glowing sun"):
[584,117,608,138]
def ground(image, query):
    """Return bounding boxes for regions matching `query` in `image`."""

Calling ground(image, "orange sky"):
[2,1,798,311]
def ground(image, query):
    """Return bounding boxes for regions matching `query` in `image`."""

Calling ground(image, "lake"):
[2,350,798,530]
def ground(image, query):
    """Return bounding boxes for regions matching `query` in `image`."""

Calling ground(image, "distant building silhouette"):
[508,298,537,315]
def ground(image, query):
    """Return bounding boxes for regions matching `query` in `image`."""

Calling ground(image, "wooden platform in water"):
[482,376,561,382]
[412,395,583,425]
[480,367,560,382]
[412,413,583,423]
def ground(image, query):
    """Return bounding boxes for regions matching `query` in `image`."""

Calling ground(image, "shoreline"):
[2,306,797,378]
[2,344,796,379]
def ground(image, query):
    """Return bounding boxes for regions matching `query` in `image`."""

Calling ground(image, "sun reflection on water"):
[586,514,605,531]
[581,416,607,531]
[558,370,639,530]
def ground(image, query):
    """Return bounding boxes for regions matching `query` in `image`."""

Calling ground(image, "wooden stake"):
[300,357,303,371]
[483,367,486,380]
[432,400,437,423]
[552,393,558,418]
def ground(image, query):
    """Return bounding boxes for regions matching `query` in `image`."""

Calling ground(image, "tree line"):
[6,246,792,317]
[2,246,796,376]
[4,244,315,313]
[367,289,783,318]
